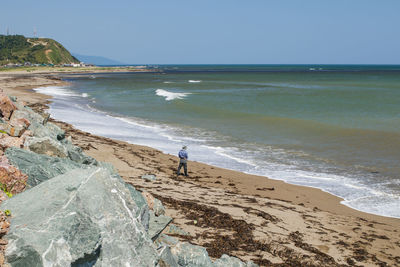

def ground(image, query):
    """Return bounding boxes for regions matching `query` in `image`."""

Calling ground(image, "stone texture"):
[125,183,150,232]
[1,167,159,266]
[0,156,27,195]
[148,211,173,241]
[29,121,64,140]
[142,191,166,216]
[213,254,258,267]
[158,246,179,267]
[61,139,98,165]
[0,123,25,137]
[5,147,82,188]
[11,109,44,126]
[24,136,68,158]
[0,134,23,150]
[155,234,179,248]
[0,92,17,120]
[170,242,214,267]
[162,224,190,237]
[9,112,30,130]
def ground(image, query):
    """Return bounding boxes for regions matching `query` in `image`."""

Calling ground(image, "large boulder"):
[24,136,68,158]
[4,147,82,188]
[60,139,98,165]
[0,134,24,150]
[0,156,27,195]
[11,109,44,126]
[0,91,17,120]
[1,167,159,266]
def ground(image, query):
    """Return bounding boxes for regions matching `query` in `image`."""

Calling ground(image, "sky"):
[1,0,399,64]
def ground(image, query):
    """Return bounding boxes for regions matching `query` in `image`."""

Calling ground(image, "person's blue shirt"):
[178,149,188,159]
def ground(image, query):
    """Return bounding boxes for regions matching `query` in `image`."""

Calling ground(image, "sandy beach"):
[1,70,399,266]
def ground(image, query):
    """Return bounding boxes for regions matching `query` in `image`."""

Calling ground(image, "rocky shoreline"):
[0,72,399,266]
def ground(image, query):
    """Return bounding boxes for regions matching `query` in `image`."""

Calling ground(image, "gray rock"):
[142,174,157,181]
[148,211,173,241]
[154,234,179,248]
[163,224,190,236]
[153,197,166,216]
[170,242,213,267]
[61,140,98,165]
[158,246,179,267]
[1,167,159,266]
[125,183,150,231]
[9,96,17,103]
[29,121,64,140]
[24,136,68,158]
[12,108,44,126]
[213,254,258,267]
[5,147,82,188]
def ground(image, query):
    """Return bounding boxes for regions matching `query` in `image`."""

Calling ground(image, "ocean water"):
[35,65,400,218]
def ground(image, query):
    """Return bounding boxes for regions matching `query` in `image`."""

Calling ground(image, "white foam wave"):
[163,81,174,84]
[155,89,191,101]
[82,93,89,97]
[188,80,201,83]
[34,86,81,97]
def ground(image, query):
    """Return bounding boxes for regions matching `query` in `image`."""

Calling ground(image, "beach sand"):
[1,71,399,266]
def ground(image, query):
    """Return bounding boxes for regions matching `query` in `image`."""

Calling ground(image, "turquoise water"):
[37,65,400,217]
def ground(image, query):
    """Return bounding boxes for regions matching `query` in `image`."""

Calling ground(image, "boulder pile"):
[0,89,257,266]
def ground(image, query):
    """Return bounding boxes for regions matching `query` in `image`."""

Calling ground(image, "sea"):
[35,65,400,218]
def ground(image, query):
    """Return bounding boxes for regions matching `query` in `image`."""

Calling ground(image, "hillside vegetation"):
[0,35,79,65]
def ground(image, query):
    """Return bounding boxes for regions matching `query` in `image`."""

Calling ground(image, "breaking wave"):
[155,89,191,101]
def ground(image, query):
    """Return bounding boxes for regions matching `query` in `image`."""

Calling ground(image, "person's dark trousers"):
[177,162,188,176]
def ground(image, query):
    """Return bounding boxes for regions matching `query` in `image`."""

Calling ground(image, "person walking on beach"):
[177,146,189,177]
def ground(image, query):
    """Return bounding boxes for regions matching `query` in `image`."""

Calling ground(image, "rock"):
[62,140,98,165]
[142,174,157,181]
[5,147,82,188]
[0,134,23,150]
[154,198,166,216]
[158,246,179,267]
[11,108,44,126]
[125,183,150,231]
[0,191,8,202]
[9,96,17,103]
[0,156,27,195]
[142,191,166,216]
[155,234,179,248]
[0,123,26,137]
[0,92,17,120]
[163,224,190,236]
[29,121,64,140]
[213,254,258,267]
[148,211,173,241]
[9,111,30,130]
[1,167,159,266]
[170,242,214,267]
[24,136,68,158]
[56,133,65,141]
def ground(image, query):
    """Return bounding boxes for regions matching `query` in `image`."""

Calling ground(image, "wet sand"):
[1,71,399,266]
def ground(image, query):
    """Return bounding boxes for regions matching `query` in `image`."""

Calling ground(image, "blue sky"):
[1,1,399,64]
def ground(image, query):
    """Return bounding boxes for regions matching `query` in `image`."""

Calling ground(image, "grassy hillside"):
[0,35,79,65]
